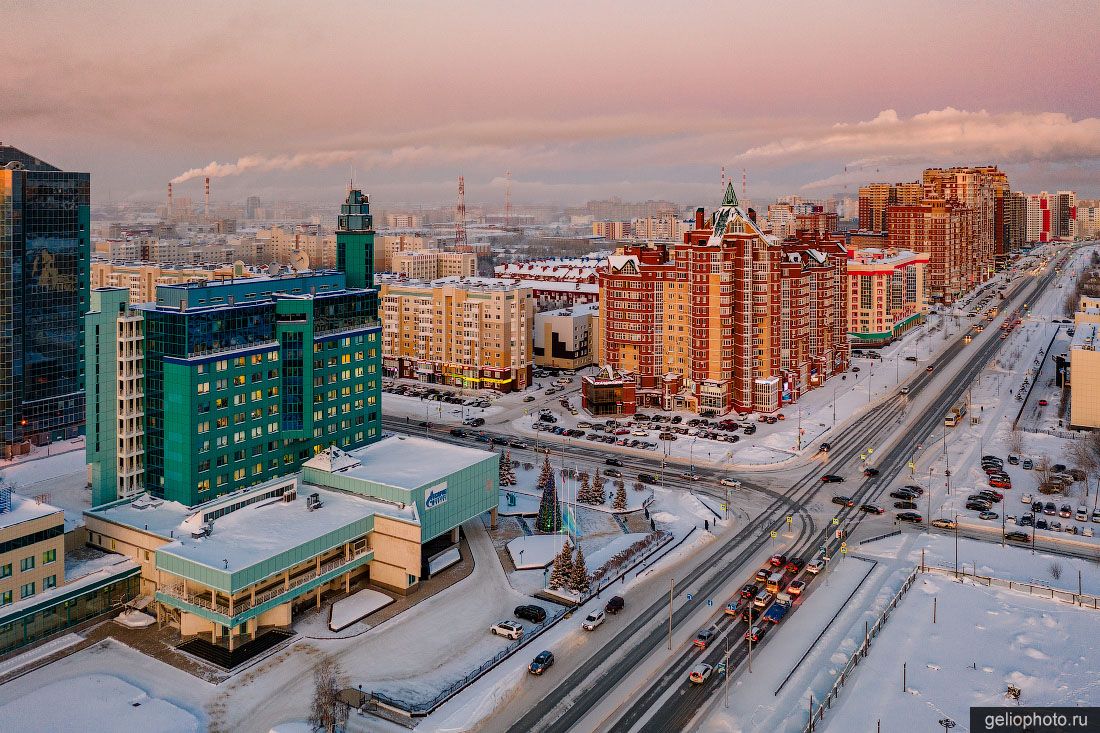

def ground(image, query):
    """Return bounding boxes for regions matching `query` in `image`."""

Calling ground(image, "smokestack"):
[695,207,705,230]
[204,176,210,220]
[167,182,173,219]
[747,207,757,224]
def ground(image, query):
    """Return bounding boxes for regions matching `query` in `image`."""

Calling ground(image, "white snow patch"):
[329,589,393,631]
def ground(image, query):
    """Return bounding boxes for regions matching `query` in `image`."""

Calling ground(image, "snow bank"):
[329,589,393,631]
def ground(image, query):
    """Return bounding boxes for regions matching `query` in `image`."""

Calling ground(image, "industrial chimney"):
[167,182,173,219]
[204,177,211,220]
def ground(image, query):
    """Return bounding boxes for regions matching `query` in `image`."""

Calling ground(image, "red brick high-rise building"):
[595,184,848,416]
[886,196,974,303]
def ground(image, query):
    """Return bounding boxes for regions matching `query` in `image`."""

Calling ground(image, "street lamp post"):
[954,512,959,579]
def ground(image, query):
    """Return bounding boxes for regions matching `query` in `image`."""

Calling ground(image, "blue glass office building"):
[0,146,89,457]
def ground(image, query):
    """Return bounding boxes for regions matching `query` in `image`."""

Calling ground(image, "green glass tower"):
[337,189,374,290]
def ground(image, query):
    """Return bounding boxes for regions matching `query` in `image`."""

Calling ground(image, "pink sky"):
[3,0,1099,205]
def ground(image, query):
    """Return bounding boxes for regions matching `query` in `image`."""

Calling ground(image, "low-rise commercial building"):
[83,436,497,650]
[580,366,638,416]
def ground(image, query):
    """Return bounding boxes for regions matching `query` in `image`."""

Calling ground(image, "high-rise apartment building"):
[857,182,923,232]
[1003,191,1028,253]
[378,276,533,392]
[846,248,930,345]
[1023,191,1078,243]
[90,261,255,304]
[390,250,477,280]
[1077,200,1100,240]
[886,196,975,303]
[0,145,90,457]
[86,190,383,507]
[922,166,1009,271]
[592,221,631,240]
[598,186,848,415]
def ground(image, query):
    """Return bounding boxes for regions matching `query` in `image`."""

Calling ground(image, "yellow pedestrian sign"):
[860,453,866,461]
[832,517,839,525]
[770,530,778,539]
[786,515,793,526]
[720,503,727,511]
[841,546,848,555]
[840,542,847,551]
[907,461,915,470]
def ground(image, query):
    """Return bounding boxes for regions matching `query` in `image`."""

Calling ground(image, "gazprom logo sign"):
[424,482,448,510]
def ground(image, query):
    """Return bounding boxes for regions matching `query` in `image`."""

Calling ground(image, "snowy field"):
[822,574,1100,732]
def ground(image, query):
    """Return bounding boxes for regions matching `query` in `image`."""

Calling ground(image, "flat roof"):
[0,493,64,532]
[157,484,414,573]
[312,435,494,491]
[1071,322,1099,351]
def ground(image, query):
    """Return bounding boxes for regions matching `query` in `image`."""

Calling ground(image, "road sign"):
[832,517,839,525]
[836,529,843,539]
[908,461,915,470]
[841,546,848,555]
[686,593,693,601]
[720,503,727,511]
[841,542,847,551]
[860,453,866,461]
[707,599,714,607]
[868,447,874,454]
[770,530,778,539]
[786,515,793,526]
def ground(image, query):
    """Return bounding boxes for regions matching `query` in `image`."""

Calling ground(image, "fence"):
[802,566,920,733]
[857,529,900,546]
[922,564,1100,610]
[370,530,674,718]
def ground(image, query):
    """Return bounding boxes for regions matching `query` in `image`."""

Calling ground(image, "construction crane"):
[455,176,468,248]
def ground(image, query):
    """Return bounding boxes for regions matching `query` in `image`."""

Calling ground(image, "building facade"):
[86,190,383,508]
[1077,200,1100,240]
[390,250,477,280]
[846,248,930,345]
[886,197,976,303]
[0,491,66,611]
[90,261,254,305]
[857,182,923,232]
[598,186,848,415]
[378,276,533,392]
[533,303,600,369]
[0,145,90,457]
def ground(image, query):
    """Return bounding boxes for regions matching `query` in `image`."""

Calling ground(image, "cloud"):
[738,108,1100,169]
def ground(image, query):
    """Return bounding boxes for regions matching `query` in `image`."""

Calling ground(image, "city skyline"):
[3,0,1100,205]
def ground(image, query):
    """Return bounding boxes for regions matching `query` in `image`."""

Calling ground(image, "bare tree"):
[1049,561,1063,581]
[309,655,348,733]
[1034,456,1057,495]
[1007,427,1026,457]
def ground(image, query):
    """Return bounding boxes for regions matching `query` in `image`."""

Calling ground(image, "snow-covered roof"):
[317,435,494,491]
[0,492,64,531]
[513,279,598,294]
[303,445,362,473]
[1071,322,1099,351]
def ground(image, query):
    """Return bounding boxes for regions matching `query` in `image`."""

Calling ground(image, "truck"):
[762,603,789,625]
[944,402,967,427]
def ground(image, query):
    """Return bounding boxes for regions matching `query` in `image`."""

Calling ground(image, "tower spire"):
[722,180,739,207]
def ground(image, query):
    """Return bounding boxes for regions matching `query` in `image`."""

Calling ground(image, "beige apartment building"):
[0,493,66,610]
[90,261,254,304]
[533,303,600,369]
[378,276,533,392]
[846,248,930,345]
[255,226,336,269]
[375,234,432,273]
[391,250,477,280]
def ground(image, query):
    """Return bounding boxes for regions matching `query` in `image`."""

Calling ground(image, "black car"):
[860,503,885,514]
[966,500,992,511]
[902,485,925,496]
[638,473,657,484]
[742,424,757,435]
[889,490,917,501]
[468,417,486,427]
[514,604,547,623]
[819,442,832,453]
[529,650,555,675]
[1018,514,1034,527]
[604,468,623,478]
[896,511,923,523]
[831,495,855,506]
[894,501,917,510]
[1005,531,1030,543]
[739,583,759,599]
[864,467,880,477]
[449,428,468,438]
[605,458,624,467]
[822,474,844,483]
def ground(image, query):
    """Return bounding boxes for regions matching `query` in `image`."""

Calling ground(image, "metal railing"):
[803,566,920,733]
[922,564,1100,609]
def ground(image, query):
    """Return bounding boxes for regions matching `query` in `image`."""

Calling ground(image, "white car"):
[688,663,714,684]
[582,610,605,630]
[805,556,824,574]
[720,478,742,489]
[1021,493,1033,504]
[490,620,524,640]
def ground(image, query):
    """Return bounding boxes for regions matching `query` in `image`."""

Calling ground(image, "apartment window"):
[215,397,228,409]
[0,563,10,579]
[216,360,228,372]
[251,354,263,365]
[233,375,246,386]
[197,421,210,435]
[234,357,246,368]
[43,575,57,590]
[216,416,229,429]
[0,590,10,606]
[42,549,57,565]
[251,390,262,401]
[233,468,246,481]
[216,378,228,391]
[19,583,33,600]
[217,435,229,448]
[197,479,210,492]
[196,382,209,395]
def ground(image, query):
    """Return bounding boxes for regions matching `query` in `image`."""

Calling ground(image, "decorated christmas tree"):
[499,450,517,486]
[548,538,573,590]
[568,543,591,595]
[613,483,627,511]
[536,455,561,532]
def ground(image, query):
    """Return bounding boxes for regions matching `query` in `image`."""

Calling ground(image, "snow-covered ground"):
[501,459,653,515]
[329,589,393,631]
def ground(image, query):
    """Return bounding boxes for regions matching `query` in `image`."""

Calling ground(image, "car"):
[805,556,825,574]
[490,620,524,639]
[785,558,805,573]
[819,442,832,453]
[930,518,957,529]
[1021,493,1033,504]
[719,478,742,489]
[528,650,555,675]
[449,428,468,438]
[978,511,999,521]
[1007,454,1021,465]
[693,627,717,649]
[989,477,1012,489]
[982,455,1004,465]
[467,417,485,427]
[1059,504,1073,518]
[978,490,1003,502]
[1005,531,1030,543]
[1038,399,1049,406]
[742,424,757,435]
[514,604,547,623]
[902,485,925,496]
[637,473,657,484]
[744,625,763,643]
[603,468,623,478]
[1085,527,1095,538]
[605,458,624,467]
[582,610,606,630]
[822,474,845,484]
[753,590,773,608]
[899,386,910,395]
[926,365,935,372]
[769,554,788,567]
[894,501,917,510]
[860,503,885,514]
[688,663,714,685]
[896,511,922,523]
[864,467,881,477]
[831,495,855,506]
[1019,514,1034,527]
[1032,500,1044,513]
[1035,519,1049,530]
[740,583,759,599]
[522,395,536,403]
[889,490,918,501]
[905,355,919,362]
[605,595,625,614]
[787,580,806,596]
[966,500,992,511]
[1094,509,1100,524]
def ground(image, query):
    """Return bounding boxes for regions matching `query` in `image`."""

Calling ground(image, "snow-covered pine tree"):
[499,450,517,486]
[568,543,591,595]
[613,483,627,511]
[548,538,573,590]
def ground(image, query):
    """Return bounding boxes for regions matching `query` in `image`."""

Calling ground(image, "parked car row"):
[384,382,491,408]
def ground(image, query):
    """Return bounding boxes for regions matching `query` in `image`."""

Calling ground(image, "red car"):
[1038,399,1049,406]
[989,477,1012,489]
[785,558,804,573]
[769,554,787,567]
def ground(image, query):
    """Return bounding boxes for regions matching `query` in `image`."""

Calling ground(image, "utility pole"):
[668,578,674,650]
[723,634,730,708]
